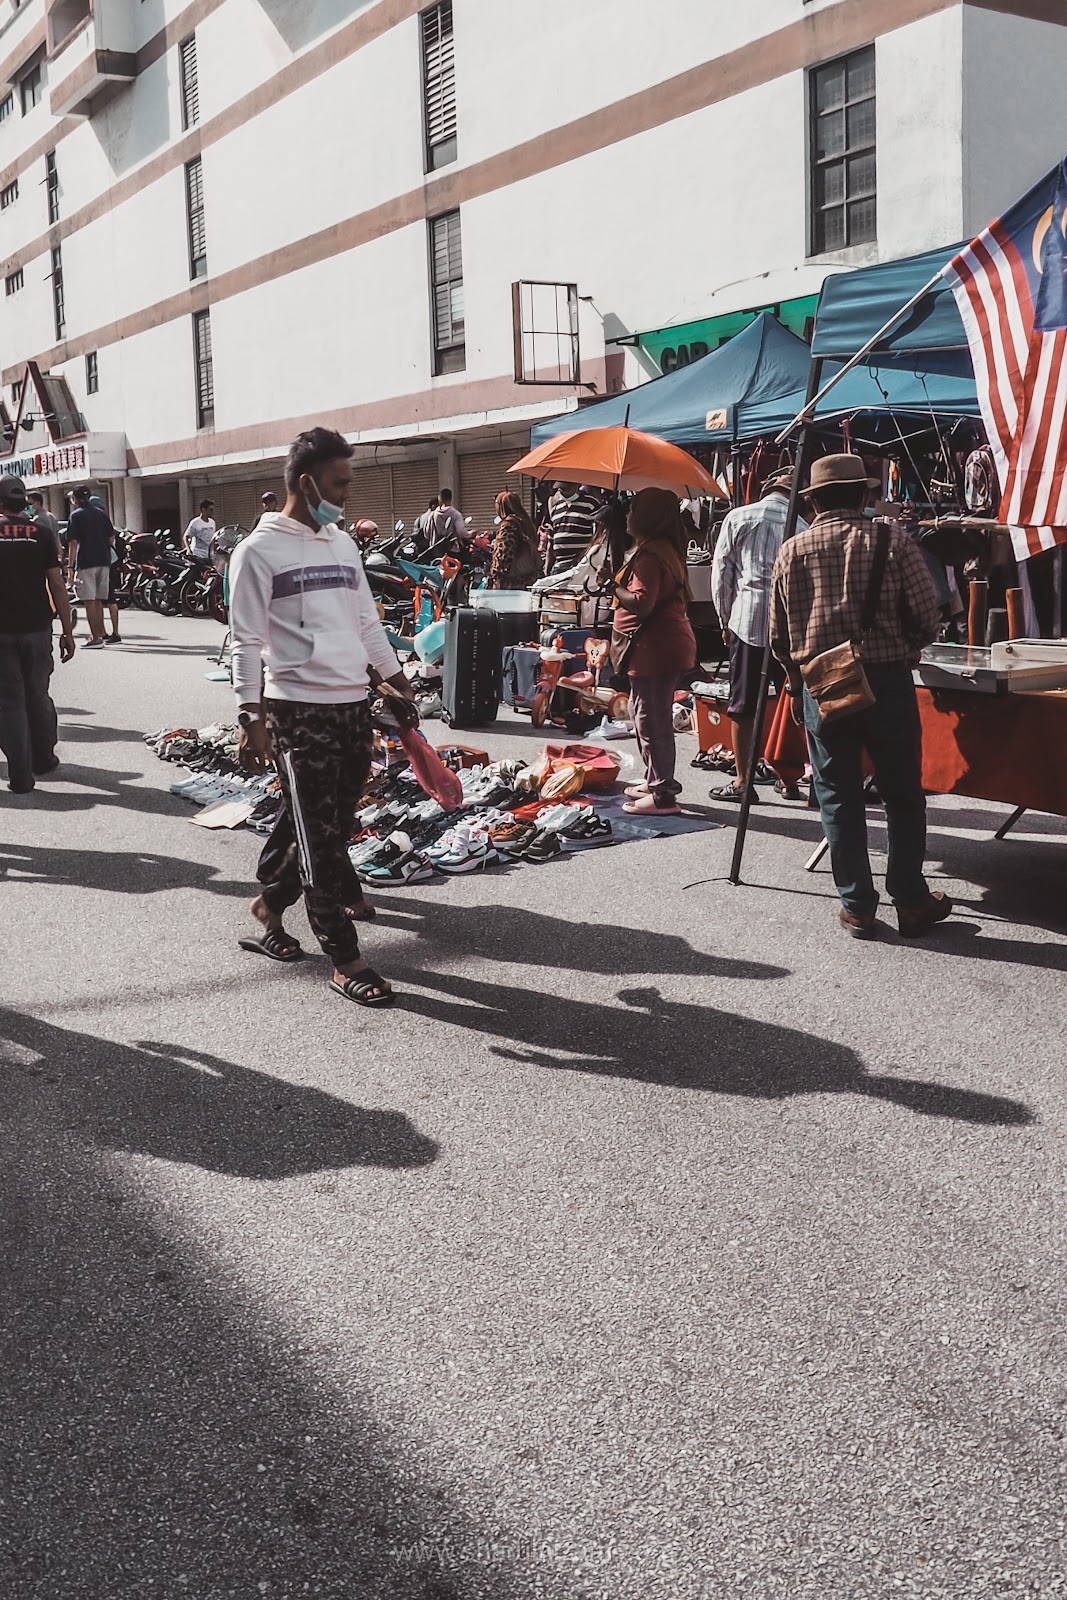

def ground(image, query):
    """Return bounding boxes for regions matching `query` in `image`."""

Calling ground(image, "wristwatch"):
[237,709,262,729]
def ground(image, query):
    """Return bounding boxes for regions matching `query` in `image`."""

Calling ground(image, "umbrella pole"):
[728,358,824,886]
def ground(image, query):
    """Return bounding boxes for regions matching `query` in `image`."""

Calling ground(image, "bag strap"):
[859,525,891,636]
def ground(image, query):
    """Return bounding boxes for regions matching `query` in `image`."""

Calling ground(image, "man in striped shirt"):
[547,483,602,575]
[710,470,804,800]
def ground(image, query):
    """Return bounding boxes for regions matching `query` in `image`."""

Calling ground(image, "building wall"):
[0,0,1063,506]
[962,5,1067,236]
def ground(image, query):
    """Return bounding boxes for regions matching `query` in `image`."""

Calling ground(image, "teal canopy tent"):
[531,295,979,450]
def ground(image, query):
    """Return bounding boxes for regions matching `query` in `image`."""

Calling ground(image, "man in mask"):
[228,427,417,1007]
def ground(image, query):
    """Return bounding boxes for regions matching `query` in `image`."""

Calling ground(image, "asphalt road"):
[2,612,1065,1600]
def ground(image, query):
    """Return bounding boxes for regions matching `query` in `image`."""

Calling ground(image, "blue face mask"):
[305,478,344,528]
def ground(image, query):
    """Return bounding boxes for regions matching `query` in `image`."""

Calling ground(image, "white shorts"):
[75,566,111,602]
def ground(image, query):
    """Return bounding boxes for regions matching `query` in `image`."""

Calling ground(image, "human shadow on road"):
[389,969,1033,1127]
[20,760,203,817]
[0,1009,438,1178]
[0,1005,574,1600]
[0,841,249,898]
[371,893,788,982]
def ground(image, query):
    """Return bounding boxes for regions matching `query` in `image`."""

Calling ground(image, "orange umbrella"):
[509,426,727,500]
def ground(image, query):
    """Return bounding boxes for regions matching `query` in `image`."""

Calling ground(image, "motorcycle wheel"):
[180,587,203,617]
[147,579,179,616]
[210,594,228,625]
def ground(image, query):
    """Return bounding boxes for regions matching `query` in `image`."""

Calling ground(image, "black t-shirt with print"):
[0,512,60,634]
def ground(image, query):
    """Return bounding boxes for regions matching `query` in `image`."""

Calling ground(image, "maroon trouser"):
[629,673,681,805]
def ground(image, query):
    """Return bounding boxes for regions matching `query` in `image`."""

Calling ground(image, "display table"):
[757,686,1067,818]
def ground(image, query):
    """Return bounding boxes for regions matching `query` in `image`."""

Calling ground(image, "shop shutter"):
[390,459,441,533]
[346,465,392,534]
[254,474,285,507]
[457,449,520,532]
[217,480,258,530]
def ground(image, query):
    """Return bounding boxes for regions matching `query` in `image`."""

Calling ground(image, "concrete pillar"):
[124,475,144,533]
[110,478,126,528]
[435,441,457,499]
[178,478,193,533]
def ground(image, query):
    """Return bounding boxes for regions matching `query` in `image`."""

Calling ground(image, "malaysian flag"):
[943,157,1067,561]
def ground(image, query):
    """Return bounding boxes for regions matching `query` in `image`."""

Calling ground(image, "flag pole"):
[773,266,953,445]
[729,357,824,886]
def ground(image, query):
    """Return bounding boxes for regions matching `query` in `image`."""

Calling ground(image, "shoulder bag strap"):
[859,525,891,636]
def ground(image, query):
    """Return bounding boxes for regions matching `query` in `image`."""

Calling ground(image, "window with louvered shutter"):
[179,35,199,130]
[186,156,207,279]
[51,244,65,340]
[429,209,464,375]
[421,2,456,171]
[193,310,214,429]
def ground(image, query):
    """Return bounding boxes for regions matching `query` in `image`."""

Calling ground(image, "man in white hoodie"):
[229,427,416,1007]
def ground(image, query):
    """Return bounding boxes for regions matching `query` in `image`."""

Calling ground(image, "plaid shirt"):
[771,513,941,673]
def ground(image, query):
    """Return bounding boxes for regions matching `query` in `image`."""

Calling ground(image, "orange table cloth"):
[762,686,1067,817]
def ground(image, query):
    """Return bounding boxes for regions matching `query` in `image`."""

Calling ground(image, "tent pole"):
[773,267,951,444]
[728,358,825,886]
[730,409,742,507]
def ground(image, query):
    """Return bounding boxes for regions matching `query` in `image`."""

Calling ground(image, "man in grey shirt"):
[27,492,61,551]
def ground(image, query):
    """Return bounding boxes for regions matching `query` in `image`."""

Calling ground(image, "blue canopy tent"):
[810,243,972,372]
[530,312,812,447]
[531,296,979,451]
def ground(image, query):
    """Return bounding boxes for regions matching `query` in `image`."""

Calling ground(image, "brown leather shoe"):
[839,907,878,938]
[896,891,953,938]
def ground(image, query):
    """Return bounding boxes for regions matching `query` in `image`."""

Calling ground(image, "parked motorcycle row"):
[112,529,228,623]
[357,516,493,643]
[106,515,491,641]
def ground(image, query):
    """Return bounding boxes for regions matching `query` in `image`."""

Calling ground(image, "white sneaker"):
[596,716,634,740]
[435,831,498,872]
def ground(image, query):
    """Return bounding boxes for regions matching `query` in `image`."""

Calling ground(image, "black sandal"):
[345,903,377,922]
[329,968,395,1008]
[238,929,304,962]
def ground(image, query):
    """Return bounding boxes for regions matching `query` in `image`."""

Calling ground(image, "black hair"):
[26,490,43,505]
[72,486,91,501]
[199,498,213,510]
[595,498,630,572]
[438,487,453,503]
[427,496,439,509]
[808,483,867,514]
[284,427,354,492]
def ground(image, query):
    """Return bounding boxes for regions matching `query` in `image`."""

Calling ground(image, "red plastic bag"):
[399,727,464,809]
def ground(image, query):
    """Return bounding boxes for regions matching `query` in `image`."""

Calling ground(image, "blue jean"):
[804,663,928,918]
[0,629,57,790]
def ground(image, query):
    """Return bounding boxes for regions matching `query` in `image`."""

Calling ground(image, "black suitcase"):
[442,608,502,727]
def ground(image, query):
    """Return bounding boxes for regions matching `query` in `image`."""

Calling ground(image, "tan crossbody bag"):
[800,526,891,725]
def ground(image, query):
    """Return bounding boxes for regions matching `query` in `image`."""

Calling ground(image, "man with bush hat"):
[770,453,946,940]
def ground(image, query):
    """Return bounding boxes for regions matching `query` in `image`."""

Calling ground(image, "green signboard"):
[637,294,820,375]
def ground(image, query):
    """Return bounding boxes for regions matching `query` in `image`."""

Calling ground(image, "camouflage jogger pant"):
[260,698,374,966]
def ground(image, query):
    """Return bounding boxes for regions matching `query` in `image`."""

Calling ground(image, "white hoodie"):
[228,513,400,705]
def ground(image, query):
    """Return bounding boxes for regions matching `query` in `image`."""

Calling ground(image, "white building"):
[0,0,1065,536]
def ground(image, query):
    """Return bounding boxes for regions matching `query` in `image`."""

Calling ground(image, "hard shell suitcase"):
[442,608,502,727]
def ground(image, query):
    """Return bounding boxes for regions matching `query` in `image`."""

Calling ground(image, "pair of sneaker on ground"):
[351,802,614,883]
[169,767,278,808]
